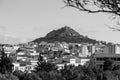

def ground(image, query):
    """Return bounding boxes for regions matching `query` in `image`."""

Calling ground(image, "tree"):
[36,61,58,72]
[85,57,103,80]
[37,71,64,80]
[64,0,120,30]
[103,59,114,71]
[0,47,13,74]
[60,65,80,80]
[103,70,118,80]
[35,54,58,72]
[113,65,120,71]
[0,73,19,80]
[4,73,19,80]
[20,72,42,80]
[48,71,64,80]
[13,70,24,79]
[64,0,120,16]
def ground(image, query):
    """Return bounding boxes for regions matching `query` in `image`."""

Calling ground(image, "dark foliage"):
[113,65,120,71]
[37,71,64,80]
[0,73,19,80]
[103,59,114,71]
[20,72,42,80]
[0,48,13,74]
[60,65,80,80]
[35,55,58,72]
[36,61,58,72]
[13,70,24,79]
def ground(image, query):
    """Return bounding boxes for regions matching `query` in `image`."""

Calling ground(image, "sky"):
[0,0,120,44]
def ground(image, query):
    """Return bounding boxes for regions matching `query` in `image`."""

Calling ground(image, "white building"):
[80,57,90,65]
[115,44,120,54]
[13,62,20,71]
[56,56,90,69]
[79,44,89,56]
[17,51,27,61]
[13,62,35,72]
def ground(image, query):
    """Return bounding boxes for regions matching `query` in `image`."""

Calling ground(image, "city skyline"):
[0,0,120,44]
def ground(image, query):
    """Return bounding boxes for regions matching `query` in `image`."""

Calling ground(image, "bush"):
[20,72,42,80]
[13,70,24,79]
[0,73,19,80]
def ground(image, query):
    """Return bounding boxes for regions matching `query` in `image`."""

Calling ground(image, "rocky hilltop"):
[33,26,98,44]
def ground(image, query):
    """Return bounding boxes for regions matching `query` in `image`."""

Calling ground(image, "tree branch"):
[64,0,120,16]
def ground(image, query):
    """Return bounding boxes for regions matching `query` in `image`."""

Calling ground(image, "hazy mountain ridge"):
[0,34,21,44]
[33,26,99,44]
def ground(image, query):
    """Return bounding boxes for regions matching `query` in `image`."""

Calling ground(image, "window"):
[100,58,103,61]
[114,58,116,61]
[103,57,108,60]
[100,64,103,68]
[96,58,99,61]
[117,58,120,61]
[96,57,103,61]
[111,58,114,60]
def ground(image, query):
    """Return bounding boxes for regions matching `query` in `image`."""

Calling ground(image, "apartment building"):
[115,44,120,54]
[95,44,109,54]
[94,53,120,69]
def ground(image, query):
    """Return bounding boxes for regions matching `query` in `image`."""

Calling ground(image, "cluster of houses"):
[0,41,120,72]
[0,44,39,72]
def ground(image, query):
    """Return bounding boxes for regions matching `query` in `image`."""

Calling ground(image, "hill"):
[33,26,98,44]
